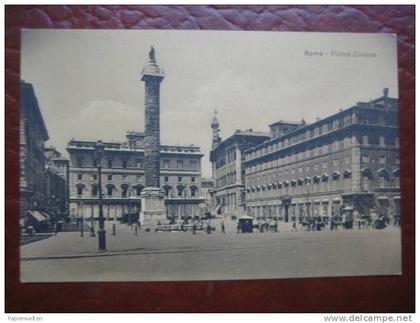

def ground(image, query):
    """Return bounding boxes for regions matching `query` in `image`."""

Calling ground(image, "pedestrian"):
[316,219,322,231]
[112,223,116,236]
[237,222,241,234]
[393,213,399,227]
[54,223,59,237]
[192,222,197,235]
[292,218,297,232]
[90,224,95,237]
[27,225,35,236]
[221,221,225,234]
[80,218,84,237]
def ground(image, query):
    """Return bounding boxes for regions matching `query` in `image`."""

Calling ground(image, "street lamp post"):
[281,195,291,223]
[79,202,84,237]
[305,180,311,219]
[95,140,106,250]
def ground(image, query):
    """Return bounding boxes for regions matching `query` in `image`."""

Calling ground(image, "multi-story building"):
[44,146,70,217]
[200,177,214,208]
[45,167,67,217]
[45,146,70,182]
[210,114,270,216]
[67,131,205,220]
[244,89,400,224]
[19,81,50,225]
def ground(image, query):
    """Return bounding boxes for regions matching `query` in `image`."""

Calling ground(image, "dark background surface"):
[5,5,415,313]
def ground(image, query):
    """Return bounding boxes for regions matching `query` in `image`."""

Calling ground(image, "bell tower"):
[211,110,221,149]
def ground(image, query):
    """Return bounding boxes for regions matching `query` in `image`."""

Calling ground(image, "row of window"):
[74,156,199,170]
[215,192,245,210]
[260,107,397,155]
[215,148,239,170]
[246,170,400,194]
[76,173,196,183]
[246,133,399,162]
[226,149,237,163]
[247,156,349,175]
[248,172,351,191]
[215,171,237,188]
[247,178,400,200]
[75,184,199,198]
[215,157,226,170]
[216,192,242,211]
[247,153,399,176]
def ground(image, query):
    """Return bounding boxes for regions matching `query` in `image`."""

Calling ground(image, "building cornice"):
[244,123,399,165]
[212,183,245,193]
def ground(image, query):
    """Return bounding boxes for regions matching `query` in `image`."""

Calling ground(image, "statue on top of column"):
[149,46,156,64]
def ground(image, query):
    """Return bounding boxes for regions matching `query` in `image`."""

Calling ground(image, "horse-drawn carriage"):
[253,220,279,233]
[155,223,204,232]
[371,212,388,230]
[299,216,326,231]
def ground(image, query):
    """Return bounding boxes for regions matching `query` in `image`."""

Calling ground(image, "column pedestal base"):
[140,187,166,227]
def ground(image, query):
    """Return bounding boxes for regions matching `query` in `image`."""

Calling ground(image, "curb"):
[20,245,268,261]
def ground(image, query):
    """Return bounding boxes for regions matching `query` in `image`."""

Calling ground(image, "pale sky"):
[21,30,398,177]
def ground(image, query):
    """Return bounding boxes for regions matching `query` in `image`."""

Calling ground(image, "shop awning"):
[40,211,51,220]
[27,210,48,222]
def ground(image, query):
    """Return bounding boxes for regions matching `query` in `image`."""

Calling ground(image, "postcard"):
[19,30,400,282]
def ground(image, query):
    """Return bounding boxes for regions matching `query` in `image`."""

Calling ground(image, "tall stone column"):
[139,47,166,226]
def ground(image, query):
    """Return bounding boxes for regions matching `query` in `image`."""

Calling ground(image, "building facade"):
[45,147,70,182]
[244,89,400,224]
[210,114,270,216]
[200,177,214,208]
[44,146,70,217]
[19,81,50,224]
[67,131,205,220]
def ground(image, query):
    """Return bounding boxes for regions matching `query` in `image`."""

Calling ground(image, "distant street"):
[20,219,401,282]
